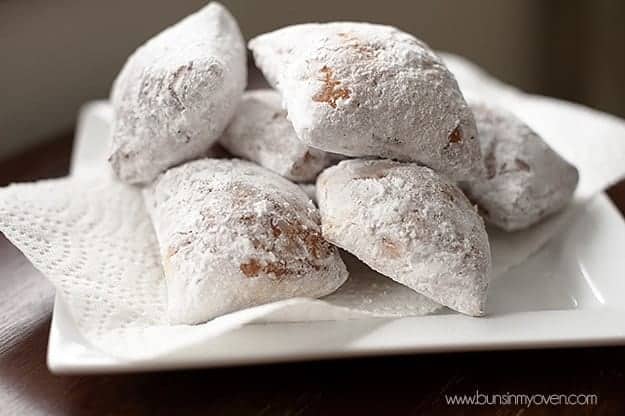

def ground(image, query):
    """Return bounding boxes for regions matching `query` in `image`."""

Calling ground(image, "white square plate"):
[48,190,625,373]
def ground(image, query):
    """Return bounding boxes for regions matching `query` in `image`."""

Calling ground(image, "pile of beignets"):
[108,3,578,324]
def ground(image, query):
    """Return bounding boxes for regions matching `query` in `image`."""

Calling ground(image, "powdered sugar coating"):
[317,159,490,316]
[219,89,341,182]
[298,183,317,205]
[463,101,579,231]
[249,23,482,181]
[143,158,348,324]
[109,3,246,184]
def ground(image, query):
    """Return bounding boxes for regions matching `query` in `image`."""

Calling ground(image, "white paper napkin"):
[1,54,625,359]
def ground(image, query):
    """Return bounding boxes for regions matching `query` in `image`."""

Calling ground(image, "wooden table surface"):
[1,134,625,416]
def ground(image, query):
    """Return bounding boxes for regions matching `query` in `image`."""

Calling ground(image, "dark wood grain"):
[1,134,625,415]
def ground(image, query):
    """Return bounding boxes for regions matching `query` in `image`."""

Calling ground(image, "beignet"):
[219,89,341,182]
[463,101,579,231]
[144,159,348,324]
[249,23,482,181]
[109,3,246,184]
[317,159,491,316]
